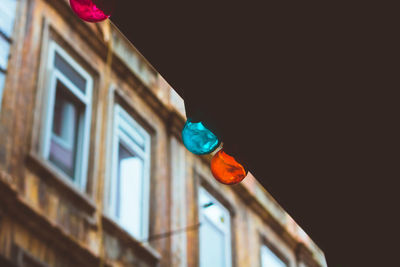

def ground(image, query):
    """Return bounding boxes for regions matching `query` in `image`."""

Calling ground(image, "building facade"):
[0,0,327,266]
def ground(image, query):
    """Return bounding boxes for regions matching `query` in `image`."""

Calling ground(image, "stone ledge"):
[102,214,161,264]
[0,175,112,267]
[26,152,97,216]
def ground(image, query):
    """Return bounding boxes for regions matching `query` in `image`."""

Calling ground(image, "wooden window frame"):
[40,41,93,191]
[106,104,151,240]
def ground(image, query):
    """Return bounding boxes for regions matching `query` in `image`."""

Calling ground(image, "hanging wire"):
[142,223,202,243]
[141,202,213,243]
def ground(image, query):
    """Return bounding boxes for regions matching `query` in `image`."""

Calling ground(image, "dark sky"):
[111,1,398,266]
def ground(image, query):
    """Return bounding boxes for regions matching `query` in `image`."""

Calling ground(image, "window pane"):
[0,36,10,70]
[199,189,228,230]
[49,81,80,179]
[261,245,287,267]
[199,188,231,267]
[0,0,17,37]
[203,201,227,228]
[54,52,87,94]
[117,142,143,238]
[200,219,226,267]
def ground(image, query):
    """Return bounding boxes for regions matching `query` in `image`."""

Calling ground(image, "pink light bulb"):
[69,0,112,23]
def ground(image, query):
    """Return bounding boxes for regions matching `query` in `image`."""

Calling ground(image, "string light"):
[210,149,247,185]
[69,0,112,22]
[182,119,220,155]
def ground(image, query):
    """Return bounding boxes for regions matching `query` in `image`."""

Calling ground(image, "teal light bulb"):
[182,119,220,155]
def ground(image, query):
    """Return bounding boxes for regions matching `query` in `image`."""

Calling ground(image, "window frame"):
[107,104,151,240]
[41,41,93,190]
[198,186,233,267]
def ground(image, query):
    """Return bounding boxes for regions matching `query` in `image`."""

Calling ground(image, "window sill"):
[102,214,161,264]
[27,152,96,215]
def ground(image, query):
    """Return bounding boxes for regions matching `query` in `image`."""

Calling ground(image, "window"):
[0,0,17,109]
[108,105,151,239]
[261,244,287,267]
[42,42,92,190]
[198,187,232,267]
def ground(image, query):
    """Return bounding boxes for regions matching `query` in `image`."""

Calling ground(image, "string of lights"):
[68,0,248,185]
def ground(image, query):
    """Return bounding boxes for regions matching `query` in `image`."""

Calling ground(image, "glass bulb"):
[182,119,220,155]
[69,0,111,22]
[211,149,247,185]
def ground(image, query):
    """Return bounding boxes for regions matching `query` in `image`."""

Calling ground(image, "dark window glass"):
[49,81,81,179]
[54,52,87,94]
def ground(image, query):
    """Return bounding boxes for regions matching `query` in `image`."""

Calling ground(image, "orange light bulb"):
[211,149,247,185]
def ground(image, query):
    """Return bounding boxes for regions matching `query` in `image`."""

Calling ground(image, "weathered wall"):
[0,0,326,267]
